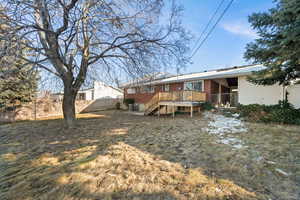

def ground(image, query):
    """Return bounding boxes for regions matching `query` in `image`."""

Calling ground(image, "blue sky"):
[180,0,274,73]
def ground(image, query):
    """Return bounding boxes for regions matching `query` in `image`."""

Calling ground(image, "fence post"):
[34,97,37,120]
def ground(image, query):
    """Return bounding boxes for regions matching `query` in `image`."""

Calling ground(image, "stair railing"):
[144,93,159,113]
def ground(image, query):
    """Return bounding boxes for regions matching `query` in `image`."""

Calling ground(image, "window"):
[184,81,203,91]
[77,93,86,100]
[161,84,170,92]
[184,82,193,90]
[140,86,154,93]
[193,81,202,91]
[127,88,136,94]
[149,86,155,93]
[165,84,170,92]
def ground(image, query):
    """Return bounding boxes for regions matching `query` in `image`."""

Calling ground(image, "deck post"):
[191,105,193,118]
[218,84,222,105]
[192,91,193,101]
[158,105,160,118]
[172,105,175,118]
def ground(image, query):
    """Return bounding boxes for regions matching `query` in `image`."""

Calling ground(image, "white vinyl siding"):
[287,84,300,109]
[238,76,284,105]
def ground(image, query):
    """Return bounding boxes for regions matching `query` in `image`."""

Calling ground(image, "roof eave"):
[123,72,254,87]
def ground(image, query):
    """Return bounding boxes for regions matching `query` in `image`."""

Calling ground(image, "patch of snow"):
[265,160,276,165]
[203,112,248,149]
[203,112,247,135]
[254,156,264,162]
[219,137,243,149]
[275,168,289,177]
[232,113,240,118]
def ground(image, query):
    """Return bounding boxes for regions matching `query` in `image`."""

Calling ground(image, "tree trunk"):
[62,84,77,128]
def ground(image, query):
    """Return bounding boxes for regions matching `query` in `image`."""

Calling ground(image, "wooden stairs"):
[144,104,174,116]
[144,93,159,115]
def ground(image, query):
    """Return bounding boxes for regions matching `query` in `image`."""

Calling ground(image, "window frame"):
[140,85,155,93]
[164,84,170,92]
[184,80,204,92]
[127,88,136,94]
[161,84,170,92]
[78,93,86,100]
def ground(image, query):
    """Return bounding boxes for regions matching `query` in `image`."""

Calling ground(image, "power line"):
[191,0,226,54]
[190,0,234,58]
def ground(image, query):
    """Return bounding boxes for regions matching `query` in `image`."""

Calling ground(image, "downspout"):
[283,85,289,102]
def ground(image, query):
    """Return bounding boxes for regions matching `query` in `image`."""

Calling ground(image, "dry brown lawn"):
[0,110,299,200]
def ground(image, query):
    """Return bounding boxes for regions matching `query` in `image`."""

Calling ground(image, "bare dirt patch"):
[0,110,299,200]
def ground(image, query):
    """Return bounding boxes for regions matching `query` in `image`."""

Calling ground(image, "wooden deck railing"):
[144,91,206,113]
[159,91,206,102]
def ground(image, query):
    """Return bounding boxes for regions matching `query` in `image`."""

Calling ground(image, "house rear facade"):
[121,65,300,113]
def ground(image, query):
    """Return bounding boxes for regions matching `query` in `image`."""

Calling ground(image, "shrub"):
[115,102,121,110]
[123,98,135,106]
[200,102,214,111]
[237,101,300,125]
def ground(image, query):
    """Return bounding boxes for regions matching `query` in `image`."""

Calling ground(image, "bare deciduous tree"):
[1,0,190,127]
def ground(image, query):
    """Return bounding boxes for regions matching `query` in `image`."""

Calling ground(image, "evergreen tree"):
[0,9,37,108]
[244,0,300,85]
[0,59,37,107]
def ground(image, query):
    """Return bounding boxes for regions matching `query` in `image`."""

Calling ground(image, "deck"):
[144,91,206,117]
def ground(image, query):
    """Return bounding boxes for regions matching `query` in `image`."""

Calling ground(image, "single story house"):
[121,64,300,116]
[78,81,123,100]
[51,81,123,101]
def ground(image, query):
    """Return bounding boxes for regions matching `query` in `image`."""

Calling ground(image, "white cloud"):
[221,21,258,39]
